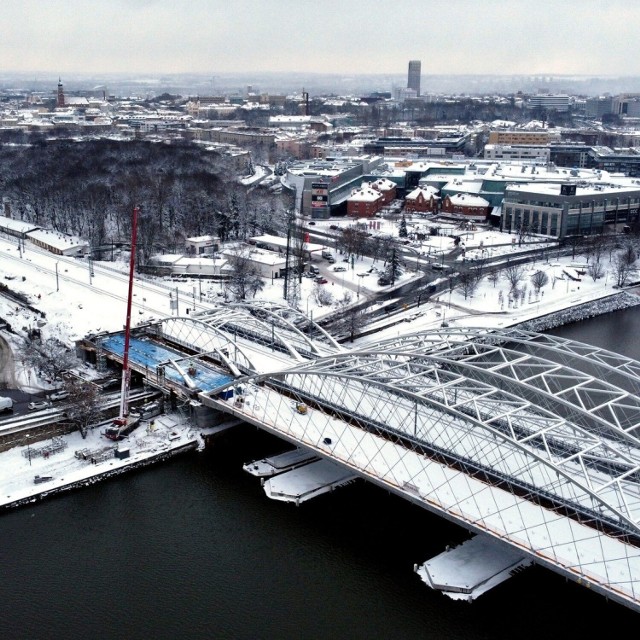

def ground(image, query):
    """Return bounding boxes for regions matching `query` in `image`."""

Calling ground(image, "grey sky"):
[3,0,637,76]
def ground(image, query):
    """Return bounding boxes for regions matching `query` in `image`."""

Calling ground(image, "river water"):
[1,310,639,639]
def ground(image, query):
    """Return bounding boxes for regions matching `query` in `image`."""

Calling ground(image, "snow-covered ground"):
[0,228,636,382]
[0,413,199,509]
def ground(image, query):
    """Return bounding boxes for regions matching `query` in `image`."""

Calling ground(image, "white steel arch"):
[157,316,257,374]
[227,300,343,353]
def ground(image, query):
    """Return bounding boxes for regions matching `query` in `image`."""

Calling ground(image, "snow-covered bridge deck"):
[198,326,640,613]
[84,313,640,612]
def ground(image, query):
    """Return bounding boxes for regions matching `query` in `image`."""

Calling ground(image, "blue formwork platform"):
[101,334,233,392]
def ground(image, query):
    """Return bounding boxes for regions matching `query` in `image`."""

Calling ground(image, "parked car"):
[315,277,328,285]
[49,390,69,402]
[329,224,339,230]
[326,256,336,264]
[332,265,347,272]
[28,400,51,411]
[308,221,316,226]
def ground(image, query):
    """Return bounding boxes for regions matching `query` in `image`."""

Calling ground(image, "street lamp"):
[25,434,32,466]
[55,261,59,292]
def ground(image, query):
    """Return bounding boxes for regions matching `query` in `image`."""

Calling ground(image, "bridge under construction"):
[80,302,640,613]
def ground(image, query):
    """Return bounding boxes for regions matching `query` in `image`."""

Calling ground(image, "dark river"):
[1,309,639,639]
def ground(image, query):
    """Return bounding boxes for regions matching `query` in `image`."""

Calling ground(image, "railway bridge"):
[83,303,640,613]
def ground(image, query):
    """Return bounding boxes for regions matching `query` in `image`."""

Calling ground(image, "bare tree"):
[21,338,77,384]
[224,249,265,300]
[336,293,366,342]
[530,270,550,296]
[516,221,529,246]
[488,269,500,288]
[587,260,605,282]
[504,264,525,294]
[612,246,638,287]
[62,380,103,438]
[313,282,333,306]
[457,267,480,300]
[339,226,369,259]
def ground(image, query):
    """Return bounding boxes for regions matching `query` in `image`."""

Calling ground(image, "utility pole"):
[283,211,292,301]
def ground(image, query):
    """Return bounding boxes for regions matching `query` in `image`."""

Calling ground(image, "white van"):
[0,397,13,413]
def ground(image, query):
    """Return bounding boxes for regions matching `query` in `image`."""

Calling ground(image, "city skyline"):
[2,0,639,78]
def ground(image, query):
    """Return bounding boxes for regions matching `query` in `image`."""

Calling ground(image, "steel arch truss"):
[212,326,640,539]
[158,316,256,375]
[210,365,640,605]
[350,331,640,534]
[226,300,343,356]
[194,302,340,363]
[204,326,640,606]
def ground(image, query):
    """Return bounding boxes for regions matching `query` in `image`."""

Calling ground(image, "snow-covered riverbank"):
[517,290,640,332]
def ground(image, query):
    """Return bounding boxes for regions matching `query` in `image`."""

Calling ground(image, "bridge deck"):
[101,334,233,392]
[208,382,640,612]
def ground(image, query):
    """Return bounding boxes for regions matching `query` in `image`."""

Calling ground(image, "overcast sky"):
[3,0,637,77]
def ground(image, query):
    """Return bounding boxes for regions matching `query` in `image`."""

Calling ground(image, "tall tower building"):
[407,60,421,97]
[57,77,65,108]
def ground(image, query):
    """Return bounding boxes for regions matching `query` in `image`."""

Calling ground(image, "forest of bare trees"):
[0,138,291,260]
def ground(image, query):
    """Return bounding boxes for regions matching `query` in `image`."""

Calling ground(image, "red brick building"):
[347,183,384,218]
[404,186,439,214]
[371,178,397,204]
[441,194,490,221]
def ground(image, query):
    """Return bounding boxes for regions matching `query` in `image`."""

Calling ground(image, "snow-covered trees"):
[504,265,526,294]
[62,380,102,438]
[530,270,550,295]
[21,338,77,384]
[611,244,638,287]
[224,250,265,301]
[398,215,408,238]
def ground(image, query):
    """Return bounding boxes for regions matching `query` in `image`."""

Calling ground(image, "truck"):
[0,396,13,413]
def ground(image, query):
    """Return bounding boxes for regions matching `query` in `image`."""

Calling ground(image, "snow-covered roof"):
[186,235,218,244]
[443,180,483,195]
[506,182,640,198]
[446,193,490,207]
[406,186,439,200]
[349,183,383,202]
[27,229,88,252]
[0,215,39,234]
[372,177,396,191]
[249,234,325,253]
[222,247,286,266]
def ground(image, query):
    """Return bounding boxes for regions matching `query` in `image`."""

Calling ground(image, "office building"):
[407,60,421,97]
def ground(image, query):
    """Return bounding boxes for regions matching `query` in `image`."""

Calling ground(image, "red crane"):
[105,206,139,440]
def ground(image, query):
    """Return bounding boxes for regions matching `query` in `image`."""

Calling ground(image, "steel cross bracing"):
[207,369,640,609]
[194,302,341,362]
[156,316,257,374]
[359,332,640,529]
[273,355,640,537]
[226,301,343,354]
